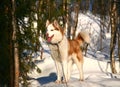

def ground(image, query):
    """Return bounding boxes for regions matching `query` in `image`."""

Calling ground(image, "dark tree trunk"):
[117,16,120,73]
[72,2,79,39]
[109,0,117,73]
[11,0,19,86]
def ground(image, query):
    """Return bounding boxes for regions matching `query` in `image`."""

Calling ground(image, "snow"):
[27,51,120,87]
[25,13,120,87]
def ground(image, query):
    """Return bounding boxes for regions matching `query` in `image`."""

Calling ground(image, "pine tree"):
[109,0,117,73]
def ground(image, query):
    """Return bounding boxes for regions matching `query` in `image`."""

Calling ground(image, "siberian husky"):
[46,20,90,83]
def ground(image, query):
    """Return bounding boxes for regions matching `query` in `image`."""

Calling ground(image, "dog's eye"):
[51,29,54,31]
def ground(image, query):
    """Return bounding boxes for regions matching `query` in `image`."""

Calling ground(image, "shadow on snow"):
[36,72,57,85]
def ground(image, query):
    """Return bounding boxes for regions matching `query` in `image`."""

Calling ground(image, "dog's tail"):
[76,31,90,44]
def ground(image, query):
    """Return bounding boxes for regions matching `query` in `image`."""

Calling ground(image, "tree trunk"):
[36,0,42,51]
[10,38,14,87]
[11,0,19,86]
[109,0,117,73]
[63,0,71,39]
[118,17,120,73]
[72,2,79,39]
[99,0,104,50]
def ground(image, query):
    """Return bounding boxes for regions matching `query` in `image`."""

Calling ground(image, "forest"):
[0,0,120,87]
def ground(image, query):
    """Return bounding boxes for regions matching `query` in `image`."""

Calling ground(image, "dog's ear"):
[53,20,60,28]
[46,20,50,27]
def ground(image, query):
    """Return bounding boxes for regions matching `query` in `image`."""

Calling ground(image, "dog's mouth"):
[46,34,54,42]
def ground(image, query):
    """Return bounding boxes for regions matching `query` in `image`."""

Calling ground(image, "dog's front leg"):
[61,60,68,83]
[48,44,62,83]
[67,60,73,81]
[54,60,62,83]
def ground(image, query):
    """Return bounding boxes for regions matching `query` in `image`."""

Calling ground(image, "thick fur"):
[46,20,90,83]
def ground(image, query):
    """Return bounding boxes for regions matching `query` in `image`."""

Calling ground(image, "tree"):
[72,2,80,39]
[118,16,120,73]
[109,0,117,73]
[0,0,12,86]
[11,0,20,86]
[16,0,41,85]
[116,0,120,73]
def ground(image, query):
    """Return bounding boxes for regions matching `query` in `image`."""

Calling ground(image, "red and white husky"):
[46,20,90,83]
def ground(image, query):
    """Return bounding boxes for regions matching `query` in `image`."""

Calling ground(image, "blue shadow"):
[36,72,57,85]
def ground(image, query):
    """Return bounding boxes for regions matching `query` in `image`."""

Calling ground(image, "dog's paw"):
[55,80,61,84]
[62,79,68,84]
[79,79,84,81]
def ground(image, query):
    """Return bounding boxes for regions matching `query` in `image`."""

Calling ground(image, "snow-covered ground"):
[27,40,120,87]
[26,13,120,87]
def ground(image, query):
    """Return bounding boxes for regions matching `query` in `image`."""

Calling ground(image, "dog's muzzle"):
[46,33,54,42]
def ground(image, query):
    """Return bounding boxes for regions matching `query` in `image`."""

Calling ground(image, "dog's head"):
[46,20,64,44]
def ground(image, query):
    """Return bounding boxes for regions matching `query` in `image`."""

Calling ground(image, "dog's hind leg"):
[77,61,84,81]
[73,53,84,81]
